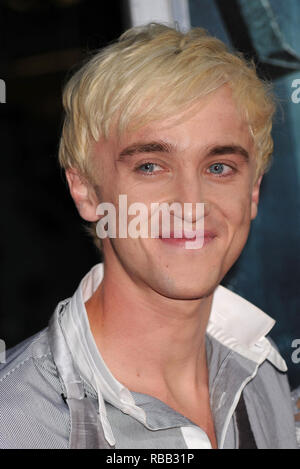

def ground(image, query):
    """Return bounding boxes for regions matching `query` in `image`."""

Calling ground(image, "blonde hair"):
[59,24,276,249]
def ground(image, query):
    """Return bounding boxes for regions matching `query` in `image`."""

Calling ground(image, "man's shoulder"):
[243,335,298,448]
[0,328,57,388]
[0,327,69,449]
[1,328,49,372]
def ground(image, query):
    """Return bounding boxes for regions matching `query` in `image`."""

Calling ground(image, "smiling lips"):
[158,230,217,248]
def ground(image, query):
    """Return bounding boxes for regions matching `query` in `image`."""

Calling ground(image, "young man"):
[0,24,298,449]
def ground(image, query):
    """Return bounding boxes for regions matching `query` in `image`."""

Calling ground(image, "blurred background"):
[0,0,299,390]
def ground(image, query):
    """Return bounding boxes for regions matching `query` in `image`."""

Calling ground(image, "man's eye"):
[207,163,233,176]
[136,162,163,175]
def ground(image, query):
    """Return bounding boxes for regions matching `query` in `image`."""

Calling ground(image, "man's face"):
[86,85,261,300]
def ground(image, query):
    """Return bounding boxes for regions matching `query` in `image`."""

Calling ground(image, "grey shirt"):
[0,264,298,449]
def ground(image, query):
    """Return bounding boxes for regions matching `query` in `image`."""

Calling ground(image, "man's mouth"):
[158,230,217,249]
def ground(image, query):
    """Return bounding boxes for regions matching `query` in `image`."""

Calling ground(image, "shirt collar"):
[61,264,148,406]
[60,264,146,446]
[60,262,287,443]
[79,263,285,368]
[208,284,287,370]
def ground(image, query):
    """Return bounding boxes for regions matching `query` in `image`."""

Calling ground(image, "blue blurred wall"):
[189,0,300,389]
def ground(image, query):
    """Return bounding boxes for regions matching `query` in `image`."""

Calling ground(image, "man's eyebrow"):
[206,144,250,161]
[118,141,250,162]
[118,141,173,159]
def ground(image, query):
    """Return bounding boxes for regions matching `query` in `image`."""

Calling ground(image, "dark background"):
[0,0,123,346]
[0,0,299,389]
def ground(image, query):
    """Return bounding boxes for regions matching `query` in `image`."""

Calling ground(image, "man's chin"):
[149,271,221,301]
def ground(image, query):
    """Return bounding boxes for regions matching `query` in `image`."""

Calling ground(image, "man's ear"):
[65,168,100,222]
[250,174,263,220]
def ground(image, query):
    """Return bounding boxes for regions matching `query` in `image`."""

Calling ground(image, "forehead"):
[95,85,254,159]
[123,86,251,150]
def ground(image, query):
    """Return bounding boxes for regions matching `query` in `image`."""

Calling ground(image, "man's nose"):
[170,172,210,223]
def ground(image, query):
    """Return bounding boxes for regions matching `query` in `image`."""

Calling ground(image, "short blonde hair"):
[59,23,275,186]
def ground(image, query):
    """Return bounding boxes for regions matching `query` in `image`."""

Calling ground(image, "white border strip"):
[128,0,191,31]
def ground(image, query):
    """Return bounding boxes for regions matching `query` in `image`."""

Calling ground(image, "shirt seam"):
[232,408,239,449]
[210,348,234,397]
[0,352,51,383]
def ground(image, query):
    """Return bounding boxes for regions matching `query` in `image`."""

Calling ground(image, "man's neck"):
[85,260,214,405]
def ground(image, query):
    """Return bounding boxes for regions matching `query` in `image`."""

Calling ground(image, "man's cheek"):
[222,199,251,236]
[231,192,252,220]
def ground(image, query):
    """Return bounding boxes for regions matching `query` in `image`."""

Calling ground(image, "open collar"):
[208,284,287,371]
[60,263,287,445]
